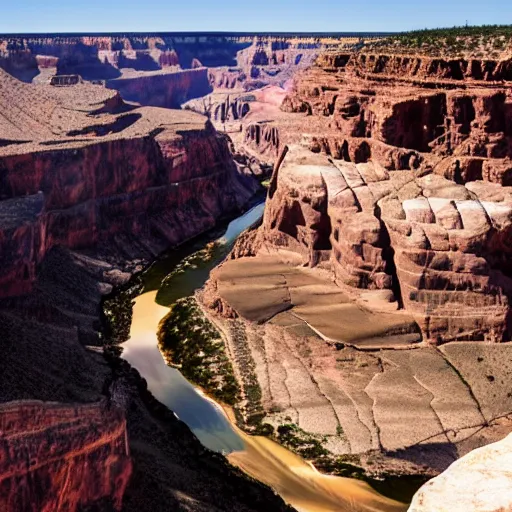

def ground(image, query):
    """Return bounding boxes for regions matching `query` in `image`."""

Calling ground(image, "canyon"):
[199,35,512,504]
[0,35,299,512]
[0,28,511,512]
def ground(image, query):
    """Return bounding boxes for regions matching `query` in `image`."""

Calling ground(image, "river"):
[121,203,408,512]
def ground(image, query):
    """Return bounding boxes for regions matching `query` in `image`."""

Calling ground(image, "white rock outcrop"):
[408,433,512,512]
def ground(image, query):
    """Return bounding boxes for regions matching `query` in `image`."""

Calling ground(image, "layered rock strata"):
[231,145,512,343]
[0,68,259,299]
[200,147,512,478]
[0,400,132,512]
[225,48,512,344]
[242,50,512,176]
[0,33,379,83]
[199,46,512,479]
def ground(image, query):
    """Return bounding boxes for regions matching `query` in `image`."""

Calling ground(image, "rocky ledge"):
[242,145,512,344]
[409,432,512,512]
[0,67,262,299]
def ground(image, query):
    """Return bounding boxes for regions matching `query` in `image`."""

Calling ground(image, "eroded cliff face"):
[0,400,132,512]
[253,145,512,343]
[0,121,258,298]
[0,67,261,299]
[0,35,250,81]
[234,51,512,344]
[106,68,212,108]
[278,60,512,178]
[0,34,371,84]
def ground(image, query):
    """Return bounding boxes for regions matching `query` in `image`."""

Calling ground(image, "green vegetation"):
[275,423,330,459]
[102,278,143,347]
[158,297,240,405]
[368,25,512,57]
[156,242,225,307]
[317,457,366,479]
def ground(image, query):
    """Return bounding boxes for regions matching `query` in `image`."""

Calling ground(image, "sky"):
[0,0,510,34]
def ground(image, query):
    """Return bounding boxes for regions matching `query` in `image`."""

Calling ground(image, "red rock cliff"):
[0,73,260,298]
[230,49,512,343]
[0,400,132,512]
[250,145,512,343]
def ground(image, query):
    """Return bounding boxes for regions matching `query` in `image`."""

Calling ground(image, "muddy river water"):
[122,203,408,512]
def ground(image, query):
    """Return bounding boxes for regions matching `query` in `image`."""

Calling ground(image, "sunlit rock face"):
[235,145,512,343]
[0,401,132,512]
[227,46,512,344]
[408,433,512,512]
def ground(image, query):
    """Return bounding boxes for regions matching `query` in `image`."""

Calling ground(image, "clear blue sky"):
[0,0,510,34]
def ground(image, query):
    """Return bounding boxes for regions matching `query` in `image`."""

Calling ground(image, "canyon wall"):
[280,62,512,171]
[0,117,258,298]
[106,67,212,108]
[229,50,512,344]
[253,145,512,343]
[0,34,374,83]
[0,34,251,81]
[0,400,132,512]
[317,52,512,82]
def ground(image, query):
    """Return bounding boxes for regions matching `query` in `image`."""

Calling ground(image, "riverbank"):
[98,200,299,512]
[194,289,435,501]
[124,290,407,512]
[197,248,512,495]
[104,203,416,511]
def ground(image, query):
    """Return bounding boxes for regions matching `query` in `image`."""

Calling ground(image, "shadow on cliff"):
[173,40,252,69]
[118,52,161,72]
[386,441,459,473]
[57,43,121,80]
[0,55,40,83]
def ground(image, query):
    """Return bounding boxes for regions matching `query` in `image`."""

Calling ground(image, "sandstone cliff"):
[197,48,512,477]
[0,400,132,512]
[222,49,512,343]
[0,69,260,299]
[246,145,512,343]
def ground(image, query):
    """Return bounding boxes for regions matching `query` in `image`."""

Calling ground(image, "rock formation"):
[0,56,291,512]
[199,40,512,483]
[0,401,132,512]
[224,48,512,344]
[1,28,512,509]
[0,67,259,299]
[0,33,378,84]
[408,432,512,512]
[236,144,512,343]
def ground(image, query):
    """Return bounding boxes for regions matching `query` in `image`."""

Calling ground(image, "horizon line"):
[0,30,399,37]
